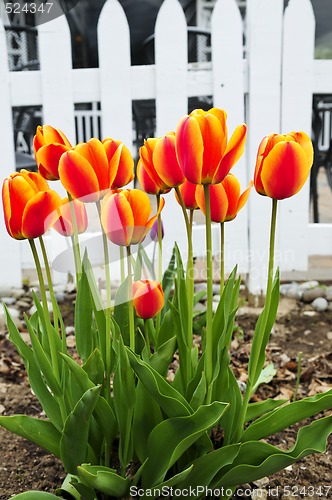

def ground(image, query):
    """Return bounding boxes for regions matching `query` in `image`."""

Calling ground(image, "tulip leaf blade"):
[242,389,332,442]
[77,464,130,497]
[0,415,61,457]
[60,385,101,474]
[143,401,228,487]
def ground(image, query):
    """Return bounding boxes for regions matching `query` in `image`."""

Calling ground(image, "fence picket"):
[98,0,132,149]
[246,0,284,295]
[212,0,249,274]
[279,0,316,272]
[155,0,187,135]
[0,17,21,286]
[38,13,76,143]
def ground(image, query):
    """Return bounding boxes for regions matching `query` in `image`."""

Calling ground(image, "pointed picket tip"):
[98,0,130,61]
[212,0,242,28]
[285,0,315,20]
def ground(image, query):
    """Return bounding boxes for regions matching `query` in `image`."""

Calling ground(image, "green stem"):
[120,246,125,283]
[237,198,278,438]
[127,246,135,352]
[96,201,112,404]
[155,195,163,333]
[203,184,213,404]
[144,318,155,355]
[38,237,59,336]
[67,193,82,278]
[156,194,163,283]
[29,240,67,422]
[175,187,194,382]
[220,222,225,297]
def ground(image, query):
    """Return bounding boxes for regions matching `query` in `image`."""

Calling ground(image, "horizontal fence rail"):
[0,0,331,293]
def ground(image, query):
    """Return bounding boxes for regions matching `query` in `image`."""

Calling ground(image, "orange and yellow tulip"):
[196,174,252,223]
[53,197,88,236]
[34,125,72,181]
[59,138,134,202]
[101,189,165,247]
[176,108,247,185]
[136,159,170,195]
[254,131,314,200]
[2,170,62,240]
[140,133,185,188]
[175,180,199,210]
[132,280,164,319]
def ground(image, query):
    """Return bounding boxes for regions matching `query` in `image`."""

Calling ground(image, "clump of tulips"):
[1,110,331,500]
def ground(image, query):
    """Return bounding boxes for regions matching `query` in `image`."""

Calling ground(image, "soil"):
[0,293,331,499]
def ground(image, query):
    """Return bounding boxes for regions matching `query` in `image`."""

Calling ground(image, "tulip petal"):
[22,190,62,239]
[74,139,110,192]
[222,174,241,220]
[213,124,247,184]
[289,131,314,168]
[176,115,203,184]
[103,140,134,188]
[153,134,185,187]
[133,280,164,319]
[36,143,68,180]
[59,150,100,202]
[3,174,39,239]
[101,192,134,246]
[176,181,198,210]
[226,180,253,221]
[261,141,311,200]
[196,184,228,223]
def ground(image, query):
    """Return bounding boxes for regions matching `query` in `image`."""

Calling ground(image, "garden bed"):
[0,288,331,499]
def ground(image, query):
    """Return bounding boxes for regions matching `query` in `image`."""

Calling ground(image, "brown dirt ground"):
[0,294,331,499]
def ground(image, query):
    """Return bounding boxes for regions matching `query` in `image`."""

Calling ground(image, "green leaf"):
[161,245,176,316]
[83,348,105,386]
[176,444,241,498]
[60,385,101,474]
[25,318,62,397]
[113,277,130,345]
[150,336,177,376]
[75,263,94,362]
[56,473,82,500]
[143,401,229,486]
[5,307,62,430]
[242,389,332,442]
[112,327,136,411]
[217,415,332,488]
[127,349,192,418]
[190,372,206,411]
[245,399,288,423]
[248,270,280,387]
[251,362,277,395]
[0,415,60,457]
[133,381,163,463]
[77,464,130,497]
[10,493,60,499]
[61,354,117,446]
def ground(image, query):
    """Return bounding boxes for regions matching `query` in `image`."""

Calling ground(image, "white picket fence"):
[0,0,331,294]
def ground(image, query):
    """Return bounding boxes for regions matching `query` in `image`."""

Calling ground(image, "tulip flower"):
[53,197,88,236]
[136,159,170,195]
[132,280,164,319]
[175,180,199,210]
[34,125,72,181]
[254,131,313,200]
[100,188,165,247]
[176,108,247,185]
[59,138,134,202]
[2,170,62,240]
[141,133,185,187]
[196,174,253,223]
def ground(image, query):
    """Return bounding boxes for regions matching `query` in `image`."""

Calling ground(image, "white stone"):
[1,297,16,306]
[311,297,328,312]
[326,331,332,341]
[299,280,319,291]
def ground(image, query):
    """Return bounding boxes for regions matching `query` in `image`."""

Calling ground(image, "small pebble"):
[1,297,16,306]
[299,280,319,291]
[302,287,325,303]
[303,310,316,317]
[286,284,302,300]
[311,297,328,312]
[326,332,332,340]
